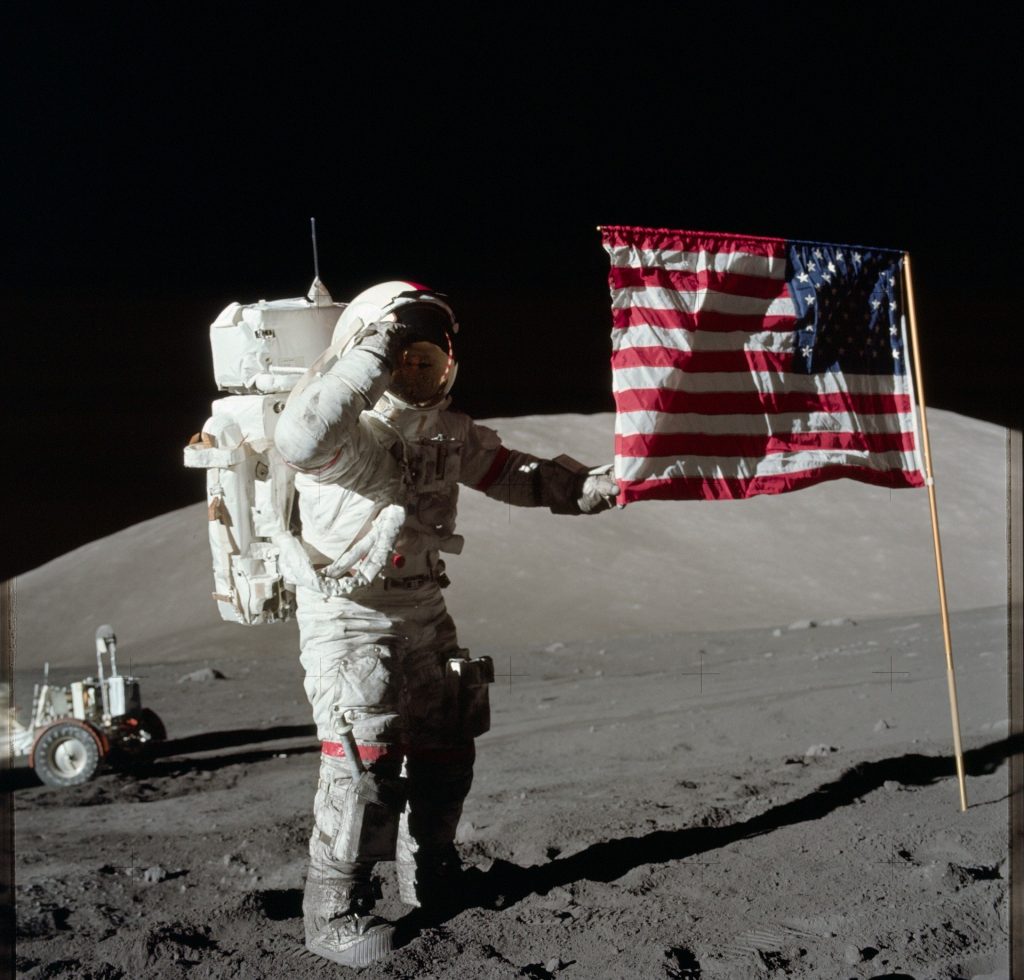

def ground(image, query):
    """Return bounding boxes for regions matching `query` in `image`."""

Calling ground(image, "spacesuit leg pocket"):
[329,771,408,865]
[330,643,400,745]
[445,654,494,739]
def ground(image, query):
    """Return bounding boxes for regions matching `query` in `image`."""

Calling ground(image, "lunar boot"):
[303,750,405,966]
[302,866,396,967]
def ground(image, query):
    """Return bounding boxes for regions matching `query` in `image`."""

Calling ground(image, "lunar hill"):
[10,408,1006,670]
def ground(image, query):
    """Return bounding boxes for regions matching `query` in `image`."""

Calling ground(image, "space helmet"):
[332,280,459,406]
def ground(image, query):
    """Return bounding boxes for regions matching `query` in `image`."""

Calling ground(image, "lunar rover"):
[8,625,167,787]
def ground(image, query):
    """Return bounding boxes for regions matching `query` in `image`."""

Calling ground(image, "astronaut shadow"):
[397,734,1020,938]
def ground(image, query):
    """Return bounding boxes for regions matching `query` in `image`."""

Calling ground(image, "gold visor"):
[389,341,453,405]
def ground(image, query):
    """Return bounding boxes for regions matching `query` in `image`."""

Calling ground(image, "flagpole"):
[903,252,969,811]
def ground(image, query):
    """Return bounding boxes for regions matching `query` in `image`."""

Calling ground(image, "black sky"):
[3,7,1019,578]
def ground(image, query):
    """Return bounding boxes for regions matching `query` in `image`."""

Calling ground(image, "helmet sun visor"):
[393,302,453,350]
[389,340,453,406]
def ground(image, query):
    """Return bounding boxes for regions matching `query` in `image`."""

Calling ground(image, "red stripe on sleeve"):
[474,445,511,492]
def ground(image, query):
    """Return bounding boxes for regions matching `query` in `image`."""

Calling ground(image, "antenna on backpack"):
[311,216,321,281]
[309,216,325,306]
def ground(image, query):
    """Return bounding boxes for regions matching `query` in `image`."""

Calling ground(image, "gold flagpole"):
[903,252,968,811]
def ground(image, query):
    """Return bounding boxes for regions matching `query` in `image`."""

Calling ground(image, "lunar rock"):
[177,667,226,683]
[803,743,838,757]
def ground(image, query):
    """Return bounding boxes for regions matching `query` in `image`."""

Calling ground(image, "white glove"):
[350,320,416,370]
[577,463,620,514]
[320,504,407,593]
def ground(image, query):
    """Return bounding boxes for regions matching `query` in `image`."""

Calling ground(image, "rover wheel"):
[32,721,102,788]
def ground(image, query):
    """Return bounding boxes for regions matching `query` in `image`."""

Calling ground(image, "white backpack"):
[184,280,344,624]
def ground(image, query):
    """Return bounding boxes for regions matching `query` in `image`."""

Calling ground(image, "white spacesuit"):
[273,281,617,967]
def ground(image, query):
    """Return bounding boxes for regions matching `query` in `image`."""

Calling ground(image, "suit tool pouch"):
[446,655,495,739]
[331,771,407,864]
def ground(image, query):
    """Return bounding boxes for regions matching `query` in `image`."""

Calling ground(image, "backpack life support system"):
[184,279,344,625]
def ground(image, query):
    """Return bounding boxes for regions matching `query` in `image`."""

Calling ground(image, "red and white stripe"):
[602,226,925,504]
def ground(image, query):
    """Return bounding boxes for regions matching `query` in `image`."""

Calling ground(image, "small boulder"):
[804,744,838,757]
[178,667,226,683]
[844,944,879,964]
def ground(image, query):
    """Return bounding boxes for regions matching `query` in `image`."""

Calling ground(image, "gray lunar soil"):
[6,410,1013,980]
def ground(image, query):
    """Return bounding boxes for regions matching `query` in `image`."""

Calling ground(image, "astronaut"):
[273,281,618,967]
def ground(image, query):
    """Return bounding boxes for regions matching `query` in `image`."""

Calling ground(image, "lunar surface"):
[6,410,1011,979]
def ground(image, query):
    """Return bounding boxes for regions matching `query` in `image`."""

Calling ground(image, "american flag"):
[602,226,926,505]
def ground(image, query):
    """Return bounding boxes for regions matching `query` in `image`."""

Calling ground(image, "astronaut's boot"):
[303,865,396,967]
[303,751,404,966]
